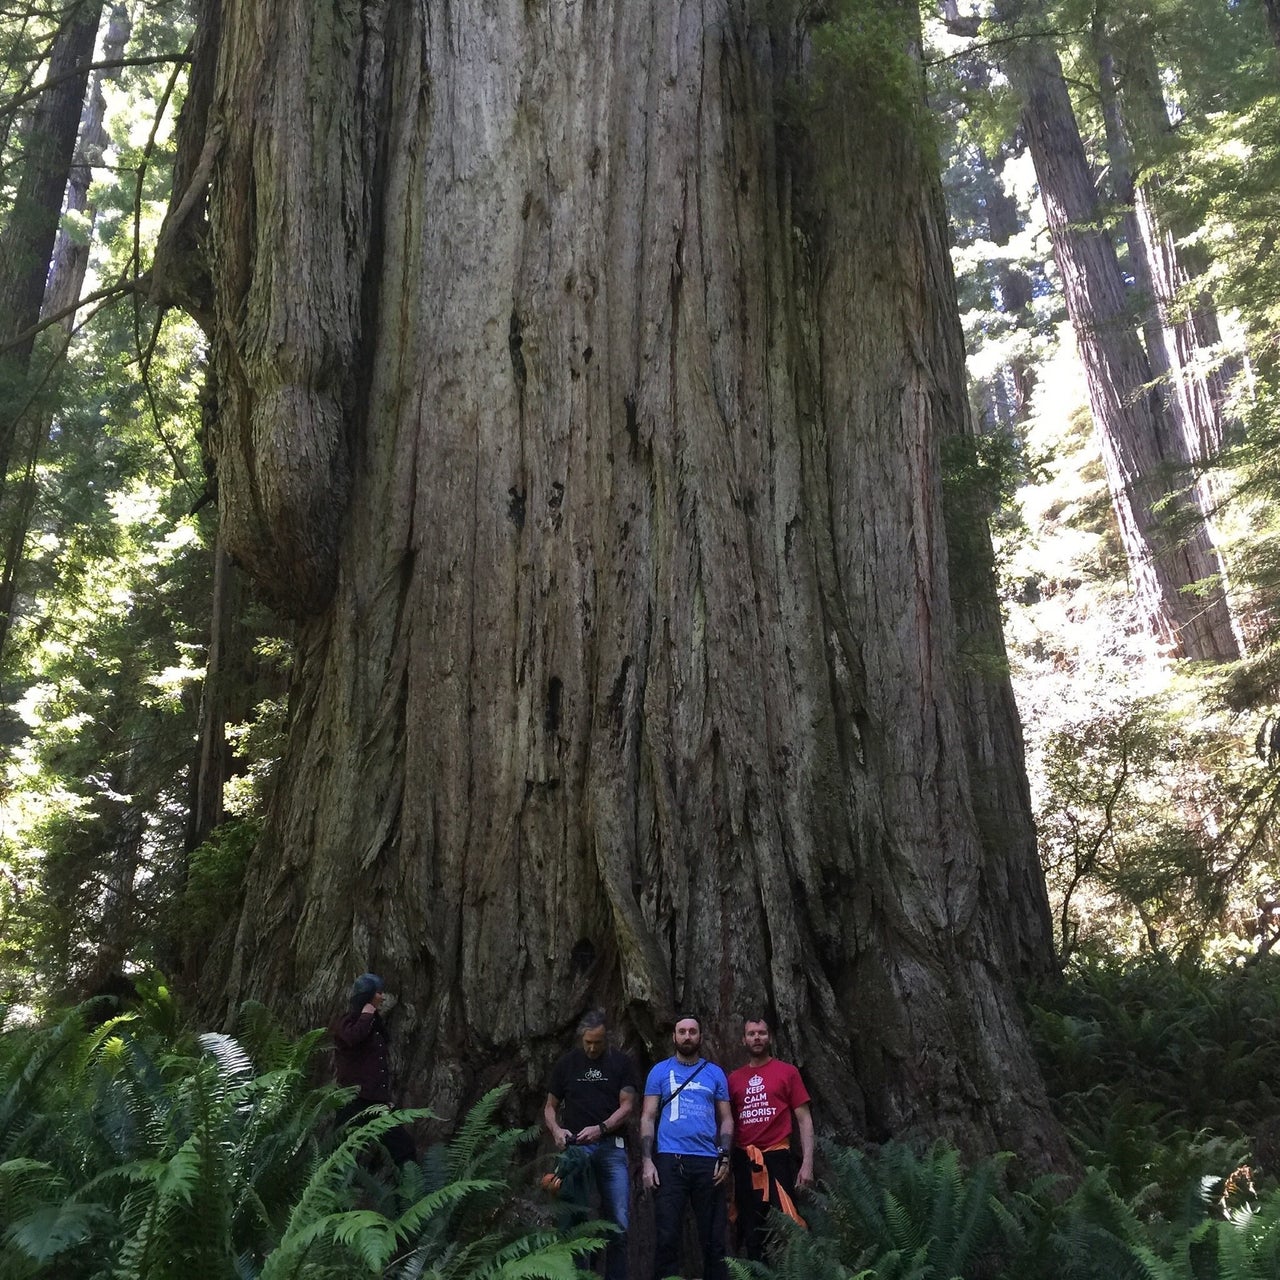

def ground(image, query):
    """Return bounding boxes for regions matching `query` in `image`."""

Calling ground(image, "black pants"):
[651,1152,727,1280]
[335,1097,416,1165]
[730,1147,795,1261]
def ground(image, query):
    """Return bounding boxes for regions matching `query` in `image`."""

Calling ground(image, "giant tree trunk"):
[1007,31,1238,661]
[185,0,1065,1161]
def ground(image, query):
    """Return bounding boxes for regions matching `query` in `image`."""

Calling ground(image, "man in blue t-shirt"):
[640,1015,732,1280]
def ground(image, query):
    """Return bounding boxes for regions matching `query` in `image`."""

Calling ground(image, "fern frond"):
[390,1175,504,1240]
[883,1187,923,1255]
[199,1032,257,1086]
[0,1157,67,1227]
[0,1008,85,1156]
[277,1108,433,1242]
[445,1086,511,1180]
[3,1200,116,1264]
[330,1208,397,1269]
[464,1222,610,1279]
[823,1143,888,1246]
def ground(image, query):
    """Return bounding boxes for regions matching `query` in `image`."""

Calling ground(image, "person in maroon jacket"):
[332,972,416,1165]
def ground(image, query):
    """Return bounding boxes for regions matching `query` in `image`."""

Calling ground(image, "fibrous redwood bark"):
[184,0,1064,1161]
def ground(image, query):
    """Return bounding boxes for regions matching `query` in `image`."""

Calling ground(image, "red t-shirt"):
[728,1058,811,1150]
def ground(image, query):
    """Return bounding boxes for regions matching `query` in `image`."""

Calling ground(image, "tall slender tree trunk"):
[43,8,130,322]
[978,145,1037,425]
[1094,22,1242,644]
[0,7,126,665]
[1261,0,1280,57]
[187,535,236,852]
[0,0,104,665]
[177,0,1065,1161]
[0,0,102,417]
[1006,30,1238,660]
[77,752,146,999]
[1094,25,1232,465]
[938,8,1035,429]
[1124,44,1236,462]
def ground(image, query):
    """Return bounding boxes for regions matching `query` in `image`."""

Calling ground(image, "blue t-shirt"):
[644,1057,729,1157]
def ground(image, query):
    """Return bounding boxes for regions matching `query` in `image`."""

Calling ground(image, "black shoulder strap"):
[658,1057,709,1115]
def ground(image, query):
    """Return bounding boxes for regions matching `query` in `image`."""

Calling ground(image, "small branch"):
[1,53,191,116]
[0,276,141,356]
[0,289,133,493]
[0,16,58,157]
[137,310,198,496]
[926,26,1085,67]
[162,121,222,237]
[130,51,199,497]
[129,47,188,283]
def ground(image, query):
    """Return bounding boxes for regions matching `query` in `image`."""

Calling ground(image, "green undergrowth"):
[735,1141,1280,1280]
[0,993,604,1278]
[7,955,1280,1277]
[1027,954,1280,1199]
[740,954,1280,1279]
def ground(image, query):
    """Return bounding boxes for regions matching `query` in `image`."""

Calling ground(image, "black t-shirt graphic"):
[547,1046,639,1134]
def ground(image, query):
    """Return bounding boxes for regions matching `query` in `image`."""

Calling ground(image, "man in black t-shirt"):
[544,1009,639,1280]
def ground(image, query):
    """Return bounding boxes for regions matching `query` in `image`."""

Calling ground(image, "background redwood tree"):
[168,0,1065,1161]
[997,11,1239,663]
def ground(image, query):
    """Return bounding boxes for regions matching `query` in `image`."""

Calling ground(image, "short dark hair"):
[672,1013,702,1031]
[577,1009,607,1035]
[742,1014,772,1031]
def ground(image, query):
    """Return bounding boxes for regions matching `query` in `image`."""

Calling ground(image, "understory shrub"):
[0,996,604,1278]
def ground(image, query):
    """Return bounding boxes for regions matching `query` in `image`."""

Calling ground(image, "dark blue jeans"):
[651,1152,727,1280]
[559,1139,630,1280]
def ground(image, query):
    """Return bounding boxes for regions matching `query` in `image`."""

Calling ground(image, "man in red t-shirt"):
[726,1016,814,1260]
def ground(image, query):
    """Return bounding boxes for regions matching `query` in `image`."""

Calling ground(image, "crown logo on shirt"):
[749,1074,764,1087]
